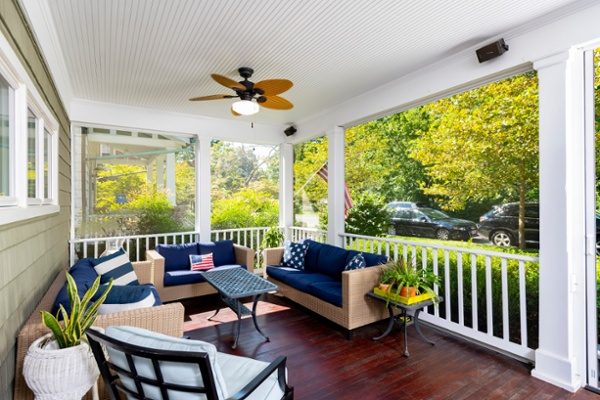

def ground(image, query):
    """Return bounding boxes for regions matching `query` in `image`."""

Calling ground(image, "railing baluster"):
[471,253,478,331]
[501,257,509,340]
[485,256,493,336]
[519,260,528,347]
[457,252,464,326]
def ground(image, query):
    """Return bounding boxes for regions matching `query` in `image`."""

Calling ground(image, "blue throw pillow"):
[92,284,158,314]
[52,258,98,317]
[198,240,236,267]
[91,248,139,286]
[156,242,199,272]
[345,253,366,271]
[282,241,308,270]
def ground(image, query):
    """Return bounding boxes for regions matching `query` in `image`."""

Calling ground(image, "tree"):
[411,71,539,248]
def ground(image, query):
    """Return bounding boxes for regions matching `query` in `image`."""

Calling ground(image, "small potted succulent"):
[23,273,113,399]
[377,259,440,306]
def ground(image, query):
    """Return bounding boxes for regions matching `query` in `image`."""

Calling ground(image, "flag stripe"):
[316,162,353,216]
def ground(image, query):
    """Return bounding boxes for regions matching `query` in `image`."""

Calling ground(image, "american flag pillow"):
[190,253,214,271]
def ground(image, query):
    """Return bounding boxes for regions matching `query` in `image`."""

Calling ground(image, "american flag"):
[190,253,214,271]
[316,162,353,218]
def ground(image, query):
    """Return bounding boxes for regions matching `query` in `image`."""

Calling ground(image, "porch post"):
[166,152,176,205]
[279,143,294,240]
[326,126,345,247]
[531,50,587,392]
[196,137,211,241]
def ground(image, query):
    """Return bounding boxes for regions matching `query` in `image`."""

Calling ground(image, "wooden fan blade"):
[189,94,234,101]
[211,74,246,91]
[260,95,294,110]
[254,79,293,96]
[231,106,241,116]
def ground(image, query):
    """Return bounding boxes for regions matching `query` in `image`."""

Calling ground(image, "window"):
[0,29,59,224]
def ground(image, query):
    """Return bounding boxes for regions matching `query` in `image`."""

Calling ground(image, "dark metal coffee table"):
[203,267,278,349]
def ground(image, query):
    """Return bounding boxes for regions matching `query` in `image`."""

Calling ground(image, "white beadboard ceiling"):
[32,0,591,126]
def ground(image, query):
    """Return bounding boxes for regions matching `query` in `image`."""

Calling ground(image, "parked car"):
[478,202,539,247]
[386,205,478,241]
[479,202,600,252]
[386,201,427,210]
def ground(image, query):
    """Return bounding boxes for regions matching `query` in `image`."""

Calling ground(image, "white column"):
[531,50,587,392]
[165,153,176,205]
[279,143,294,239]
[156,154,165,189]
[326,126,345,247]
[196,137,212,241]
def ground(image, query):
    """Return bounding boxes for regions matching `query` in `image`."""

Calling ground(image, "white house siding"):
[0,1,71,399]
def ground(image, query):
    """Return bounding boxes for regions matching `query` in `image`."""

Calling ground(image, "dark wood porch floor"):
[182,294,599,400]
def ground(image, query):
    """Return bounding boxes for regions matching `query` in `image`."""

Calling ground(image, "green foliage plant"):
[41,273,113,349]
[379,258,440,307]
[262,226,285,248]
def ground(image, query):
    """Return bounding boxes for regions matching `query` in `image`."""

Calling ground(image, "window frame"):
[0,28,59,224]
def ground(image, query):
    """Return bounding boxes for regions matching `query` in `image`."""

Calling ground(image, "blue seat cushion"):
[308,281,342,307]
[316,244,349,280]
[265,266,300,283]
[92,283,161,314]
[52,258,98,316]
[198,240,236,267]
[156,243,199,272]
[282,271,335,292]
[164,264,245,287]
[302,240,323,272]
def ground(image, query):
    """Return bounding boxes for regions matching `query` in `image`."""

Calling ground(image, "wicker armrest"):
[234,244,256,272]
[342,264,386,314]
[264,247,284,266]
[145,250,166,295]
[132,260,154,285]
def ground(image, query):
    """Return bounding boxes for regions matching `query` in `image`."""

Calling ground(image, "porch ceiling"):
[25,0,593,128]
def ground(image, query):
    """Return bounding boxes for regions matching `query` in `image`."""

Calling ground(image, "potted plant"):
[23,273,113,400]
[376,259,440,306]
[262,226,285,248]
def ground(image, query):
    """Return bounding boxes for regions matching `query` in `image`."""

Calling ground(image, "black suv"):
[478,202,539,247]
[386,205,478,241]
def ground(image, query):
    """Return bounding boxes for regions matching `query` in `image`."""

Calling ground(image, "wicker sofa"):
[146,240,255,303]
[264,240,394,338]
[14,261,185,400]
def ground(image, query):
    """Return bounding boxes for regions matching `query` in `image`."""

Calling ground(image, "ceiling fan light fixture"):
[232,100,259,115]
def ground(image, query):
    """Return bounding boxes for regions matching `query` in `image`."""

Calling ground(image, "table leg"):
[232,299,242,349]
[208,294,223,321]
[403,311,410,357]
[372,304,395,341]
[413,310,435,346]
[251,295,270,342]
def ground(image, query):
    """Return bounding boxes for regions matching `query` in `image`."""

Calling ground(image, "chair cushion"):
[308,281,343,307]
[198,240,236,267]
[156,242,199,272]
[164,265,245,287]
[190,253,215,271]
[282,271,336,293]
[92,284,159,314]
[316,244,349,280]
[265,266,299,283]
[91,248,139,286]
[105,326,228,400]
[217,352,286,400]
[345,253,366,271]
[282,240,308,270]
[52,258,98,316]
[302,239,323,272]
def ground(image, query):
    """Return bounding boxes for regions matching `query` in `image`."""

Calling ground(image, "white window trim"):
[0,27,59,224]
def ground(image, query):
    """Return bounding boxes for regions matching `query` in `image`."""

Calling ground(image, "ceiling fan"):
[189,67,293,116]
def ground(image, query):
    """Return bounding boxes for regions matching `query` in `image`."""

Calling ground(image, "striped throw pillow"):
[91,248,139,286]
[190,253,214,271]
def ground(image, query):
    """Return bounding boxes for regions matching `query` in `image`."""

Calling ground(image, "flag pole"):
[294,161,327,197]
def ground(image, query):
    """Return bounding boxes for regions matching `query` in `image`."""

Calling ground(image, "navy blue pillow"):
[316,244,348,280]
[345,253,366,270]
[198,240,236,267]
[362,252,389,267]
[52,258,98,316]
[282,241,308,269]
[92,284,158,314]
[156,243,199,272]
[302,239,323,272]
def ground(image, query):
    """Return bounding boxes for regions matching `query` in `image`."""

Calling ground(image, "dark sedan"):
[387,207,478,241]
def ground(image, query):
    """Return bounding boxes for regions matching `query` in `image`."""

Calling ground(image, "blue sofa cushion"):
[198,240,236,267]
[91,248,139,286]
[92,284,159,314]
[282,241,308,269]
[361,252,389,267]
[156,243,200,272]
[52,258,98,316]
[308,281,342,307]
[265,266,299,283]
[345,253,366,270]
[280,270,336,292]
[302,240,323,272]
[316,244,349,280]
[164,265,244,287]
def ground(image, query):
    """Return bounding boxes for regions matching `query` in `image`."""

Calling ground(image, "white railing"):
[341,233,539,362]
[70,227,273,267]
[289,226,327,243]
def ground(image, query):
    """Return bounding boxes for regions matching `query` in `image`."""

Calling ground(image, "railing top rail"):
[290,226,327,233]
[71,231,201,244]
[340,233,539,262]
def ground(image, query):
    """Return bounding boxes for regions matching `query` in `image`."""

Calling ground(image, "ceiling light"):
[232,100,259,116]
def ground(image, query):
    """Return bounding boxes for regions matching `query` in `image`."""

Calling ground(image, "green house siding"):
[0,1,71,399]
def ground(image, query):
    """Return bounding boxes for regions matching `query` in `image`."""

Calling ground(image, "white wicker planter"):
[23,333,99,400]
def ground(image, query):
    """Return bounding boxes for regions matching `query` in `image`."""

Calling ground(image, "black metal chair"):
[86,329,293,400]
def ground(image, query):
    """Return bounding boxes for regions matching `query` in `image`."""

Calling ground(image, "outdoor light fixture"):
[232,99,259,116]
